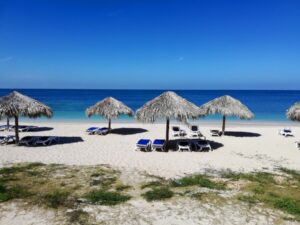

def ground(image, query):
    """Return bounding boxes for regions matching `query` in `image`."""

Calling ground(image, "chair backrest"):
[191,126,198,131]
[172,126,180,131]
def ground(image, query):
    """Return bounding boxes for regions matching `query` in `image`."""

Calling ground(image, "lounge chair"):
[194,139,212,151]
[210,129,222,137]
[95,127,109,135]
[279,128,293,137]
[86,127,100,135]
[136,139,152,151]
[0,135,16,145]
[0,125,13,131]
[189,125,206,139]
[172,126,187,137]
[35,136,58,146]
[19,136,38,146]
[152,139,166,151]
[177,140,191,152]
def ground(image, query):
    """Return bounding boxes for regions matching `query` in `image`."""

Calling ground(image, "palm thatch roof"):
[0,91,53,118]
[287,102,300,121]
[199,95,254,119]
[136,91,203,122]
[86,97,134,119]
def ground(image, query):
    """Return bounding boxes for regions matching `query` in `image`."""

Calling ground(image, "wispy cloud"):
[0,56,13,62]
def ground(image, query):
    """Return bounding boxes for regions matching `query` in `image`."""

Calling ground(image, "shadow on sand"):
[224,131,261,137]
[28,127,54,132]
[18,136,84,147]
[57,136,84,145]
[110,128,148,135]
[166,138,224,151]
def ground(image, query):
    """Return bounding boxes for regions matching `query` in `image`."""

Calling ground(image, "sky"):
[0,0,300,90]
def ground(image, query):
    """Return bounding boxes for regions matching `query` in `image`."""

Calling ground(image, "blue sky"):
[0,0,300,89]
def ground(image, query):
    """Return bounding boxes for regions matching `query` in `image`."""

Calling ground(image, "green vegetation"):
[1,163,300,223]
[85,190,131,205]
[42,190,71,208]
[142,187,174,201]
[67,209,91,225]
[141,181,166,189]
[0,184,31,202]
[171,174,226,190]
[221,169,300,221]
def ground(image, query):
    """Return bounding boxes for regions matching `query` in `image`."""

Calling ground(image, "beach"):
[1,121,299,178]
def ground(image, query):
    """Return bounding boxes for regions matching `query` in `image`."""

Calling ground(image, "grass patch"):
[84,190,131,205]
[142,187,174,201]
[141,181,166,189]
[0,184,31,202]
[171,174,226,190]
[67,209,91,225]
[221,171,275,184]
[42,190,71,208]
[280,168,300,183]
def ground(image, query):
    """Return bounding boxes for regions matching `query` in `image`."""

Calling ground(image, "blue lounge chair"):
[152,139,166,151]
[86,127,100,135]
[95,127,109,135]
[136,139,152,151]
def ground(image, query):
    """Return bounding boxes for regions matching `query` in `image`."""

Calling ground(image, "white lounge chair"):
[194,139,212,151]
[177,140,191,152]
[189,125,206,139]
[136,139,152,151]
[210,129,222,137]
[172,126,187,137]
[279,128,293,137]
[152,139,166,151]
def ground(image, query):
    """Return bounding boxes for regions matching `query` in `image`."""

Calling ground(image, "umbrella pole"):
[6,117,9,131]
[222,115,226,135]
[14,116,19,144]
[108,118,111,131]
[165,117,170,152]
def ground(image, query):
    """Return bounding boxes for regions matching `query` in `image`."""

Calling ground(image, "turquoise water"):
[0,89,299,122]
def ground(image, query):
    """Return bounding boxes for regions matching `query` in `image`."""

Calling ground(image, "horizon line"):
[0,88,300,91]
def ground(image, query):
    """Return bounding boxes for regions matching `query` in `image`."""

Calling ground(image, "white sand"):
[1,121,299,178]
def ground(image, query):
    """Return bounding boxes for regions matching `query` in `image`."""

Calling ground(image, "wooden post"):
[108,118,111,131]
[222,115,226,135]
[165,117,170,152]
[14,116,19,144]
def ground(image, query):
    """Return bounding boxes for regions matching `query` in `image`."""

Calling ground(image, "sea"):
[0,89,299,123]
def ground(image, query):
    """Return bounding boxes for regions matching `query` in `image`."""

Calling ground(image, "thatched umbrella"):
[86,97,134,131]
[287,102,300,122]
[0,91,53,143]
[136,91,203,150]
[199,95,254,135]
